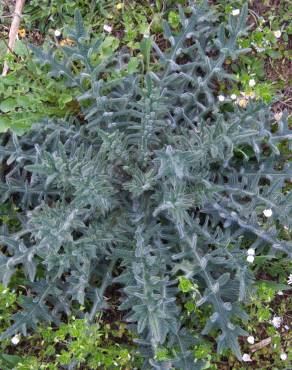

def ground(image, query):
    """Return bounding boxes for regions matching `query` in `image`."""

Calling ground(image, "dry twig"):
[250,337,272,353]
[1,0,26,76]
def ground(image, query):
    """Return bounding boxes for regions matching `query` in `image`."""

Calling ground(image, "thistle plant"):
[0,2,291,369]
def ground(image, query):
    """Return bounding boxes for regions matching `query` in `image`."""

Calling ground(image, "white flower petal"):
[246,255,254,263]
[247,336,255,344]
[280,353,287,361]
[11,334,20,345]
[263,209,273,218]
[232,9,240,16]
[230,94,237,100]
[274,30,282,38]
[249,79,256,87]
[218,95,225,102]
[271,316,282,328]
[54,29,61,37]
[103,24,112,33]
[242,353,252,362]
[247,248,255,256]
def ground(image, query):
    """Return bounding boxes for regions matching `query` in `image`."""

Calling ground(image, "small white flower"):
[255,46,265,53]
[274,30,282,39]
[249,79,256,87]
[247,336,255,344]
[274,111,283,121]
[271,316,282,328]
[280,352,287,361]
[242,353,252,362]
[277,291,283,296]
[284,325,289,331]
[247,248,255,256]
[232,9,240,16]
[263,208,273,218]
[287,274,292,285]
[230,94,237,100]
[54,29,61,37]
[246,255,254,263]
[218,95,225,102]
[11,334,21,345]
[103,24,112,33]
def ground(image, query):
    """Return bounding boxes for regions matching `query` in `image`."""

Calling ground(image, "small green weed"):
[0,286,141,370]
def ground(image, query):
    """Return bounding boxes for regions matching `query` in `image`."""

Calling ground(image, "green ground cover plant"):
[0,53,79,134]
[0,1,291,369]
[0,284,141,369]
[0,1,186,134]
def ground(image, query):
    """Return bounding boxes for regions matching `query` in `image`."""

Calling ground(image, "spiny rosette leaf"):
[0,3,291,369]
